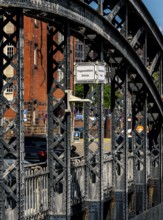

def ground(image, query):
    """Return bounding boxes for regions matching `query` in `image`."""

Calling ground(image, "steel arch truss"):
[0,1,162,220]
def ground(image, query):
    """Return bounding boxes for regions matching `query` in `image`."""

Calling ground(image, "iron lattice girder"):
[81,35,104,218]
[130,26,145,48]
[104,0,125,23]
[47,23,72,218]
[0,1,161,219]
[0,0,162,52]
[128,0,163,50]
[0,10,24,220]
[102,0,163,49]
[110,62,130,219]
[0,0,161,116]
[148,51,161,76]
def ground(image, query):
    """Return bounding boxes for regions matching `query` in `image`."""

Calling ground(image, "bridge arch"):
[0,0,162,115]
[0,1,162,220]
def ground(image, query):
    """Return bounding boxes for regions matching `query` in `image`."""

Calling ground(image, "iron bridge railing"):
[4,152,151,219]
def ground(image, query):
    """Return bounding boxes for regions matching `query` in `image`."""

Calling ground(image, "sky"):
[143,0,163,33]
[89,1,163,34]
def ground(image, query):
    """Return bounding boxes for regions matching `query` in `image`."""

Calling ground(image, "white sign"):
[74,62,106,84]
[97,65,105,82]
[76,64,95,83]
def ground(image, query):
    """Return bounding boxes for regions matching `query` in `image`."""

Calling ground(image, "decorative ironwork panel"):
[111,61,129,219]
[72,32,105,219]
[47,22,71,219]
[148,107,162,206]
[0,1,161,220]
[0,9,24,220]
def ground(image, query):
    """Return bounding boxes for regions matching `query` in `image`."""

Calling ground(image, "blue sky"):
[143,0,163,33]
[90,1,163,34]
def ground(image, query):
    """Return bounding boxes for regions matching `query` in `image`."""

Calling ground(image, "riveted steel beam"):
[111,61,130,219]
[0,9,24,220]
[105,0,125,23]
[129,0,163,50]
[130,26,145,48]
[0,0,161,116]
[80,36,104,220]
[148,51,161,76]
[47,22,71,219]
[0,1,161,220]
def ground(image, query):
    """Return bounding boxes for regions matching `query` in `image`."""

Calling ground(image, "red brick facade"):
[24,17,47,103]
[4,17,76,135]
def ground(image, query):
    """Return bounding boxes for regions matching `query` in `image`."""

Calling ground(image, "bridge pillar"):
[151,178,161,207]
[0,10,25,220]
[148,114,162,208]
[86,202,103,220]
[111,63,129,220]
[47,22,71,219]
[153,179,161,205]
[135,185,144,214]
[114,192,126,220]
[81,37,104,220]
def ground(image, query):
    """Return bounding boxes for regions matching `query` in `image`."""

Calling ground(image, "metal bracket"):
[65,89,92,112]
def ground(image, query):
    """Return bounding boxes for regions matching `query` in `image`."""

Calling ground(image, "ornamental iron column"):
[0,10,24,220]
[81,35,104,220]
[111,61,129,220]
[47,22,71,219]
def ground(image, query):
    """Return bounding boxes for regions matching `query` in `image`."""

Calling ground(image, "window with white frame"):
[34,19,39,28]
[57,69,64,82]
[75,40,84,62]
[7,42,14,58]
[6,78,13,94]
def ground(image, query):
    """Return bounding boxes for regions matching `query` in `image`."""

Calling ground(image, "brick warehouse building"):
[23,17,76,134]
[4,17,76,136]
[24,17,47,134]
[4,17,48,135]
[3,16,110,138]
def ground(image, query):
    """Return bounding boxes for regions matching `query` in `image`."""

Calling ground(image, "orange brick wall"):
[24,17,47,103]
[5,17,75,127]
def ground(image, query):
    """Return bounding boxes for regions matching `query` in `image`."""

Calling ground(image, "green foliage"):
[74,84,84,110]
[115,90,123,100]
[75,84,84,98]
[103,84,111,108]
[75,84,112,109]
[152,71,159,87]
[152,71,159,80]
